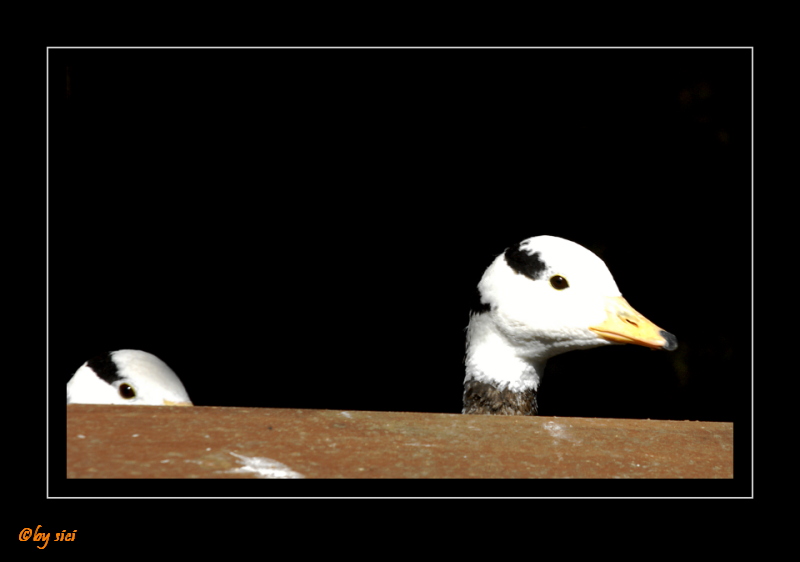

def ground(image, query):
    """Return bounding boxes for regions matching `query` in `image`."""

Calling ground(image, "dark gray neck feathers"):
[462,379,538,415]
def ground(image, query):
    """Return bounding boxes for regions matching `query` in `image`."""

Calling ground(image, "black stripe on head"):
[85,351,121,384]
[504,242,548,280]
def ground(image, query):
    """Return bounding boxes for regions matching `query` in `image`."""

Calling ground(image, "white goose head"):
[464,235,676,415]
[67,350,193,406]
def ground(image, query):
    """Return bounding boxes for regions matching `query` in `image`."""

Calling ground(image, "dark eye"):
[550,275,569,290]
[119,383,137,399]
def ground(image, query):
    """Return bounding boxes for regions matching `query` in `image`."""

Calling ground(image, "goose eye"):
[119,383,137,399]
[550,275,569,290]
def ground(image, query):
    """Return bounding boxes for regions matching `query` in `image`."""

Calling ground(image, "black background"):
[45,48,751,509]
[49,47,750,423]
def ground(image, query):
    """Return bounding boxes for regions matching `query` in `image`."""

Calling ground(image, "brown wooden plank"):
[66,404,732,479]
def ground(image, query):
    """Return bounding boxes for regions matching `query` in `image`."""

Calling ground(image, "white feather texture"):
[465,235,675,406]
[67,350,193,406]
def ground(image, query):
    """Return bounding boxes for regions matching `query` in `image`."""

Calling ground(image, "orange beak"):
[589,296,677,351]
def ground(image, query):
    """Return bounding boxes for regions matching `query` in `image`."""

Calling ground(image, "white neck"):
[464,312,547,393]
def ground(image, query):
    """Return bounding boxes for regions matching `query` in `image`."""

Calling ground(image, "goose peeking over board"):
[464,235,677,415]
[67,350,193,406]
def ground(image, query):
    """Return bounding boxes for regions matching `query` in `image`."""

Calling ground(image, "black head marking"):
[85,351,121,384]
[504,242,548,281]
